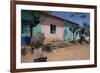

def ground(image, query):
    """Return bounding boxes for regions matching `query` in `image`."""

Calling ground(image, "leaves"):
[22,10,51,26]
[69,24,80,40]
[80,15,87,19]
[22,10,51,37]
[70,13,87,20]
[70,14,74,18]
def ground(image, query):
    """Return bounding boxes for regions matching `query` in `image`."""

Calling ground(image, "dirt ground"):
[21,43,90,63]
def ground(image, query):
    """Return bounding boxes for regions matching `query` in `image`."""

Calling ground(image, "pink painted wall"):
[41,15,64,42]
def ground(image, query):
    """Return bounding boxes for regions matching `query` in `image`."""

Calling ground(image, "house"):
[21,11,80,45]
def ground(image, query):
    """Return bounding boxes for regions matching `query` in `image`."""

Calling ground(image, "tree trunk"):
[29,22,34,38]
[30,27,33,38]
[73,32,74,41]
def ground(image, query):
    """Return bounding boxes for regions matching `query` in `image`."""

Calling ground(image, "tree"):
[70,13,87,21]
[22,10,51,38]
[30,11,50,37]
[80,22,90,37]
[69,24,80,41]
[70,13,88,41]
[83,23,90,36]
[78,22,90,44]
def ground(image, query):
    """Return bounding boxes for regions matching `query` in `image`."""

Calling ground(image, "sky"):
[21,10,90,26]
[50,11,90,26]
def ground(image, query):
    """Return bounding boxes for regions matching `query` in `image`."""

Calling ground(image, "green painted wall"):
[64,21,80,41]
[32,24,41,36]
[21,20,30,37]
[64,26,73,41]
[21,10,41,37]
[21,23,41,37]
[21,25,30,36]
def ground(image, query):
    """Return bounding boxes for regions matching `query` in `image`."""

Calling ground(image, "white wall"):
[0,0,100,73]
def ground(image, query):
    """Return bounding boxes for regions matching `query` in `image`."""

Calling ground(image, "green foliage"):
[70,13,87,19]
[82,22,90,36]
[69,24,80,40]
[21,10,51,37]
[69,12,89,41]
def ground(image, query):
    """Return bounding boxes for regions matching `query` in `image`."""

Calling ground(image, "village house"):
[21,12,80,45]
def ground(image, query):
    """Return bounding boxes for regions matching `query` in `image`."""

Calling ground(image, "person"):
[30,32,47,62]
[33,47,47,62]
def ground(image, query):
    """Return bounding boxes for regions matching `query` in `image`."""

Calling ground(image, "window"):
[50,24,56,33]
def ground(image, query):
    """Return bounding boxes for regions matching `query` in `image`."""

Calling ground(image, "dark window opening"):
[50,24,56,34]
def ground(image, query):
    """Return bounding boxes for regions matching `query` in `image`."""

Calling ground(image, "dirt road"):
[21,44,89,63]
